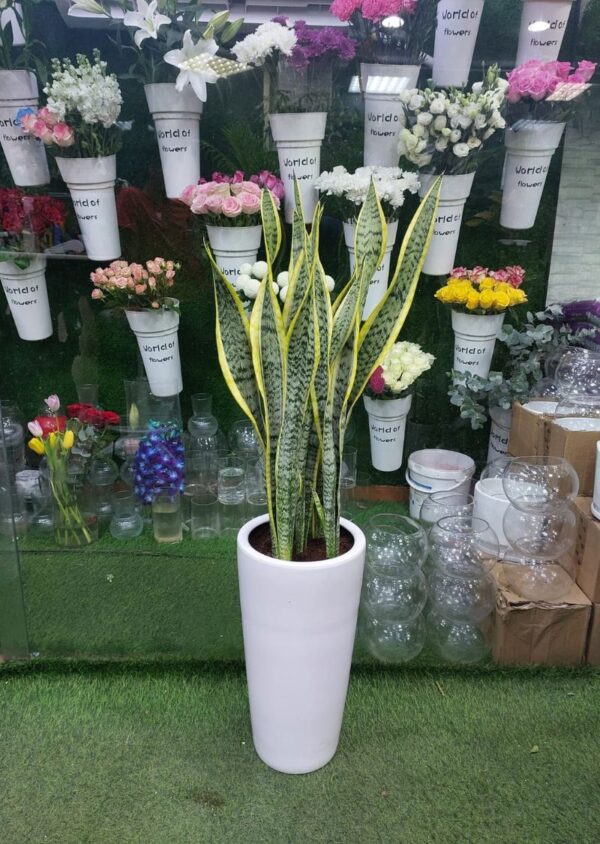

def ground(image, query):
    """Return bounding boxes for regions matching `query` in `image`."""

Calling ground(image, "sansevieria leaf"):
[261,188,282,268]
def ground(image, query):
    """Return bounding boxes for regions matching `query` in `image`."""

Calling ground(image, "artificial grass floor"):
[1,661,600,844]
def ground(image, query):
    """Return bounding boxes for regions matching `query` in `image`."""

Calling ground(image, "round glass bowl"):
[427,567,496,624]
[502,457,579,514]
[480,456,512,481]
[554,349,600,397]
[419,491,474,533]
[554,396,600,427]
[360,609,426,664]
[362,557,428,623]
[501,556,576,602]
[426,611,491,664]
[367,513,429,569]
[502,505,576,559]
[428,516,499,577]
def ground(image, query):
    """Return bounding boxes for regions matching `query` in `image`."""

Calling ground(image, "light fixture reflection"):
[528,19,551,32]
[381,15,404,28]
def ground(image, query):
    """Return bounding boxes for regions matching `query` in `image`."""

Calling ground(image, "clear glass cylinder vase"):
[151,493,182,544]
[53,484,99,548]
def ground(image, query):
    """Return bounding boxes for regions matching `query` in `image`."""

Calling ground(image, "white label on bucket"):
[282,154,318,182]
[3,282,40,307]
[366,106,401,138]
[0,114,31,142]
[439,4,481,36]
[488,423,509,459]
[72,194,102,222]
[157,126,192,154]
[454,337,495,375]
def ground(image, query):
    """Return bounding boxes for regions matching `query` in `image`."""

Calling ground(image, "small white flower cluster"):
[45,51,122,128]
[398,69,508,172]
[381,341,435,394]
[232,21,297,67]
[233,263,335,306]
[314,165,420,221]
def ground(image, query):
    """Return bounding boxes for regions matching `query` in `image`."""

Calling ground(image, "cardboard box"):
[492,565,591,666]
[507,402,552,457]
[547,423,600,497]
[586,603,600,665]
[573,497,600,602]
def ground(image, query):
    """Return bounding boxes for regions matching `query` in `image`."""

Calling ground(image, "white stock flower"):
[453,142,470,157]
[45,52,122,127]
[123,0,170,47]
[164,31,219,102]
[232,21,297,66]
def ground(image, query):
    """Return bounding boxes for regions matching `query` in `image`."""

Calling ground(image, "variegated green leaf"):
[289,178,307,273]
[353,179,387,309]
[260,188,282,267]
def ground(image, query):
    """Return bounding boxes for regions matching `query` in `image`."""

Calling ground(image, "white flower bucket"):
[0,256,52,341]
[206,225,263,282]
[56,155,121,261]
[237,513,365,774]
[451,310,505,378]
[500,121,565,230]
[0,69,49,187]
[125,299,182,397]
[473,478,510,549]
[406,448,475,520]
[269,112,327,224]
[432,0,485,88]
[419,172,475,276]
[516,0,574,64]
[363,393,412,472]
[145,83,202,200]
[344,220,398,320]
[361,63,420,167]
[487,405,512,462]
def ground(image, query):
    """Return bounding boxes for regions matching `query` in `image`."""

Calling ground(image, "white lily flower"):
[123,0,170,47]
[164,30,219,103]
[68,0,110,16]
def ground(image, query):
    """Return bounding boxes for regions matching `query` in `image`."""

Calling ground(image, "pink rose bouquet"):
[181,171,283,227]
[506,59,596,122]
[90,258,180,311]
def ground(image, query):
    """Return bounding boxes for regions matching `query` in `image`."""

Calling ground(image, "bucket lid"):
[408,448,475,480]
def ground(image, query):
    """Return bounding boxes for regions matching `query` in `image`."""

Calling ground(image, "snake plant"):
[208,177,440,561]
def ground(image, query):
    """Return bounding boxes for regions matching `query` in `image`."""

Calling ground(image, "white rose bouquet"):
[314,165,420,222]
[366,341,435,398]
[398,65,508,175]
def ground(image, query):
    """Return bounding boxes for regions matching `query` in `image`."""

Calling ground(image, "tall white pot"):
[451,310,505,378]
[270,112,327,224]
[206,225,262,282]
[344,219,398,320]
[237,514,365,774]
[125,298,182,397]
[56,155,121,261]
[516,0,574,64]
[363,393,413,472]
[500,121,565,230]
[0,69,49,187]
[419,172,475,276]
[0,256,52,340]
[487,405,512,462]
[145,83,202,200]
[432,0,485,88]
[361,63,420,167]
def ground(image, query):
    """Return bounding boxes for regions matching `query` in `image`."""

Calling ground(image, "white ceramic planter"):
[451,310,505,378]
[432,0,485,88]
[125,298,182,396]
[206,225,262,282]
[363,393,412,472]
[516,0,574,64]
[361,63,420,167]
[345,219,398,320]
[145,83,203,200]
[419,172,475,275]
[269,112,327,224]
[0,69,49,187]
[0,256,52,340]
[56,155,121,261]
[500,121,565,230]
[487,405,512,462]
[237,513,366,774]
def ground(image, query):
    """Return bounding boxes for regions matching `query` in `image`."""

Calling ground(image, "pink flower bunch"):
[181,171,283,223]
[249,170,285,202]
[18,106,75,148]
[450,265,525,289]
[90,258,179,310]
[507,60,597,103]
[330,0,417,22]
[368,366,386,394]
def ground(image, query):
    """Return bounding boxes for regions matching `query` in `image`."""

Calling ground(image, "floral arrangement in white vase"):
[314,165,419,222]
[366,342,435,399]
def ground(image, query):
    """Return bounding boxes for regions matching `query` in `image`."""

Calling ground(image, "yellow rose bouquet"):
[435,265,527,315]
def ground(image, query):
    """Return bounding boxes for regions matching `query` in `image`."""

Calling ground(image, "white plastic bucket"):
[361,63,420,167]
[406,448,475,519]
[269,112,327,224]
[345,219,398,320]
[432,0,485,88]
[125,298,182,396]
[473,477,510,549]
[516,0,574,64]
[487,406,512,462]
[206,224,262,282]
[0,69,49,187]
[419,172,475,275]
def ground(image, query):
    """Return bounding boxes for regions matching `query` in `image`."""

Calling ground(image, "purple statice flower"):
[133,422,185,504]
[272,18,356,70]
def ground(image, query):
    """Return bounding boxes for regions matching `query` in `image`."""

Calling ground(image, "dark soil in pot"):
[249,522,354,562]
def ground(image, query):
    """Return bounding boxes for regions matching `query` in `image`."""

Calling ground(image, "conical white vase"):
[419,172,475,276]
[269,112,327,224]
[451,310,505,378]
[361,63,420,167]
[206,225,263,282]
[0,256,52,340]
[516,0,575,64]
[0,69,49,187]
[344,220,398,320]
[500,121,565,230]
[56,155,121,261]
[145,83,203,200]
[487,405,512,462]
[125,298,183,397]
[432,0,485,88]
[363,393,413,472]
[237,513,365,774]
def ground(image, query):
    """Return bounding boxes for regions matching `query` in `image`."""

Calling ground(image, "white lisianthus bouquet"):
[398,66,508,174]
[366,341,435,398]
[314,165,420,221]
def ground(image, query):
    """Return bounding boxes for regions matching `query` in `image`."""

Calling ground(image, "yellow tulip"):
[28,438,45,456]
[466,291,480,310]
[63,430,75,450]
[48,432,57,448]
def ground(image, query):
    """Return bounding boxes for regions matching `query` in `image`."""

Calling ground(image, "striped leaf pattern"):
[261,188,282,267]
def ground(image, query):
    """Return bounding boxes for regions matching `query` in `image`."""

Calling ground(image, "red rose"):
[102,410,121,426]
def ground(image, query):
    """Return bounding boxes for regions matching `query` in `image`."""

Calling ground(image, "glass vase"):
[53,484,98,547]
[151,493,182,544]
